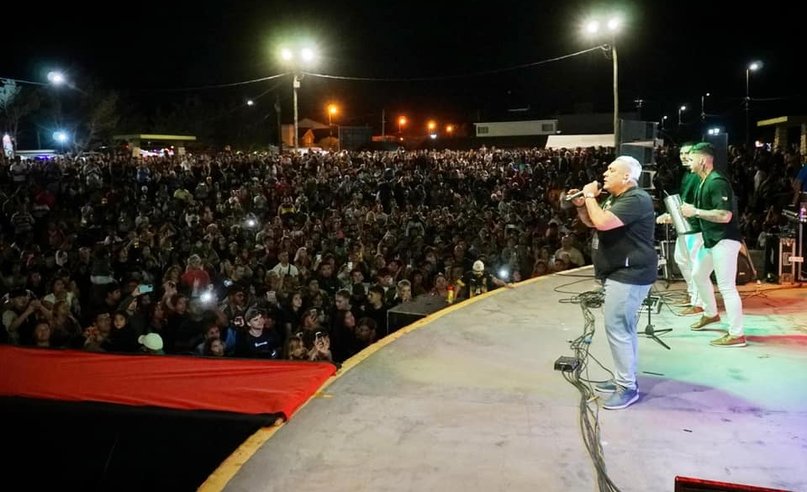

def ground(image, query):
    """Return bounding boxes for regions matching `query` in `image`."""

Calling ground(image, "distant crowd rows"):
[1,143,801,362]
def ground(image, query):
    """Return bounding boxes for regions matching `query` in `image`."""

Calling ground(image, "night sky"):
[5,0,806,140]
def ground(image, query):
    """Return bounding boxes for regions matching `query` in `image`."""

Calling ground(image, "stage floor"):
[206,268,807,492]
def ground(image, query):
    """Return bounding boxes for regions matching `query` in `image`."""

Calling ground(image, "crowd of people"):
[0,143,803,366]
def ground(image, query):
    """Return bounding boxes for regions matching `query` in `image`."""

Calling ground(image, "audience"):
[1,144,793,363]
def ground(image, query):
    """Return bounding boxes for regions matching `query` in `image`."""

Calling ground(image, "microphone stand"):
[640,288,672,350]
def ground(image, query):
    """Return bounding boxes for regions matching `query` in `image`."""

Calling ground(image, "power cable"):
[152,72,290,92]
[558,292,622,491]
[301,46,604,82]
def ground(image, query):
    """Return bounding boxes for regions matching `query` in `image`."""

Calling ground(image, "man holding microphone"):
[569,155,657,409]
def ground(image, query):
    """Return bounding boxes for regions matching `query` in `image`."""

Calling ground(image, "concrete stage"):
[204,267,807,492]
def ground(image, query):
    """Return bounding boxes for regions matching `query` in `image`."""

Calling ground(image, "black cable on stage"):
[556,290,622,491]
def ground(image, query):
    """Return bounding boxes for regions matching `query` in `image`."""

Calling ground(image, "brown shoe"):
[710,334,747,347]
[672,296,692,307]
[680,306,704,316]
[691,314,721,331]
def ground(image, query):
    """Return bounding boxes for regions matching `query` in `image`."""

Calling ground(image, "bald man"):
[570,155,657,409]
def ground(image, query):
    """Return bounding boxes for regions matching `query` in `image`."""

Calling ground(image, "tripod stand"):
[640,289,672,350]
[656,222,678,288]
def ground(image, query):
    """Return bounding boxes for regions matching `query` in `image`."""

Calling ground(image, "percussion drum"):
[663,194,693,235]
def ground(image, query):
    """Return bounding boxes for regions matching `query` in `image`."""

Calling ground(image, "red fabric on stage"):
[0,346,336,419]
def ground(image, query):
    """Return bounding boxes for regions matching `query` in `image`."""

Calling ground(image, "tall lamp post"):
[678,105,687,125]
[327,103,338,135]
[398,116,407,135]
[745,61,761,146]
[700,92,710,121]
[280,45,317,150]
[583,14,623,149]
[1,70,71,154]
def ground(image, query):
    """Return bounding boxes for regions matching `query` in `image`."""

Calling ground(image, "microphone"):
[564,186,608,201]
[564,190,586,201]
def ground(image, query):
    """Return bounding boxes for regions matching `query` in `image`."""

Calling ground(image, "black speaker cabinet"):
[387,295,449,334]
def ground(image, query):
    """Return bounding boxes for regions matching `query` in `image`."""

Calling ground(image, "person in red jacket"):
[180,254,210,297]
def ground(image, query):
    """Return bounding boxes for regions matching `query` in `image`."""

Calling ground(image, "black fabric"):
[2,396,276,491]
[592,187,657,285]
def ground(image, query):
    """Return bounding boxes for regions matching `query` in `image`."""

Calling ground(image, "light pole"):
[660,115,668,131]
[327,103,338,135]
[745,61,761,146]
[280,45,317,150]
[427,120,436,137]
[700,92,710,121]
[678,105,687,125]
[583,15,623,149]
[398,116,407,135]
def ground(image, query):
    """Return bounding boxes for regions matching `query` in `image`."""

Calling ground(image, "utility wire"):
[1,77,47,86]
[153,72,290,92]
[301,46,605,82]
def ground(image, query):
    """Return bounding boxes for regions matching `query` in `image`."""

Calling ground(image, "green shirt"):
[694,171,742,248]
[680,172,702,233]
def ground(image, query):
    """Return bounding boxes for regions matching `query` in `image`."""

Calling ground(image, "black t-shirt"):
[694,171,742,248]
[234,328,282,359]
[592,187,657,285]
[460,271,496,298]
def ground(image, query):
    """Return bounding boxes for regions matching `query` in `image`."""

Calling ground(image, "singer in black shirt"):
[569,155,656,410]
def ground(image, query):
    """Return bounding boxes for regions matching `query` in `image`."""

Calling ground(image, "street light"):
[583,13,623,148]
[745,61,762,146]
[327,103,338,126]
[700,92,710,121]
[398,116,407,135]
[47,71,66,86]
[53,130,69,154]
[446,124,454,136]
[660,115,668,130]
[279,44,318,149]
[427,120,436,136]
[678,105,687,125]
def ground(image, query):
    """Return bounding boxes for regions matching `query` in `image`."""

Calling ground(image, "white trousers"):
[692,239,745,337]
[674,232,704,308]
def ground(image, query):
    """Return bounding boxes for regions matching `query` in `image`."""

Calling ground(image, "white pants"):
[675,232,704,308]
[692,239,744,337]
